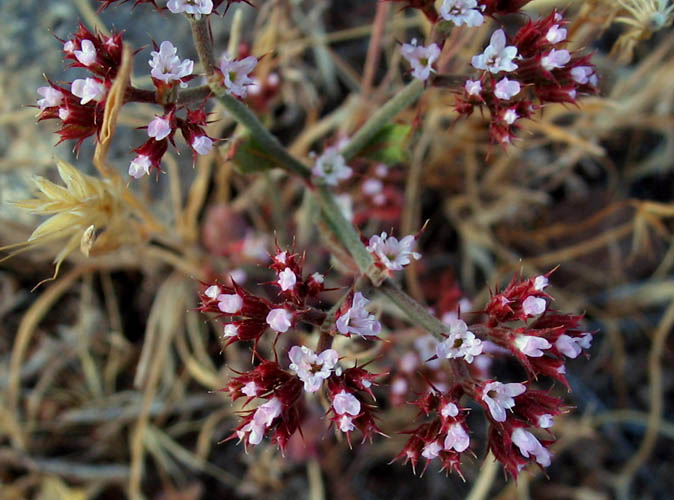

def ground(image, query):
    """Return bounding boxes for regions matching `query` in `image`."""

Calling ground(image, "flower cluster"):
[395,3,598,147]
[366,232,422,274]
[36,24,123,152]
[482,273,592,386]
[220,344,383,450]
[455,11,599,144]
[389,273,593,477]
[394,386,470,475]
[198,244,383,350]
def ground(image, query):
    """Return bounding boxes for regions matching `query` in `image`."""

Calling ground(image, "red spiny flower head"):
[488,419,553,478]
[343,365,384,400]
[177,106,216,161]
[61,23,124,79]
[512,389,564,429]
[456,11,598,145]
[223,360,292,402]
[36,81,106,153]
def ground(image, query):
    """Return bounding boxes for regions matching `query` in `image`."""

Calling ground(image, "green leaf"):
[231,134,278,174]
[358,123,411,165]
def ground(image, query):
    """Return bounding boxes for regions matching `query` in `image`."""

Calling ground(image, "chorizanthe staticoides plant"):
[2,0,600,484]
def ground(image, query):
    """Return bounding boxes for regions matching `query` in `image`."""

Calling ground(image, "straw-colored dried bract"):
[0,159,141,287]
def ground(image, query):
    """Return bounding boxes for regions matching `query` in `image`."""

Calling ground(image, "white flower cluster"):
[401,39,441,81]
[366,232,421,271]
[220,54,258,98]
[288,346,339,393]
[167,0,213,19]
[436,318,483,363]
[149,41,194,84]
[440,0,484,27]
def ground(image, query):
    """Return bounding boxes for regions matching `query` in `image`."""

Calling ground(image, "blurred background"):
[1,0,674,498]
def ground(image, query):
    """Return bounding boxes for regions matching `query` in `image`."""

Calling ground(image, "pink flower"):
[571,66,598,86]
[367,232,421,271]
[191,135,213,155]
[278,268,297,291]
[149,41,194,84]
[502,108,519,125]
[147,116,172,140]
[128,155,152,179]
[533,275,549,291]
[71,78,106,104]
[242,381,258,397]
[401,39,441,80]
[555,333,591,358]
[266,308,293,333]
[312,147,353,186]
[36,86,63,110]
[74,39,97,67]
[217,293,243,314]
[546,25,567,44]
[204,285,221,299]
[167,0,213,18]
[440,0,484,27]
[238,397,282,445]
[220,54,258,97]
[332,390,361,416]
[541,49,571,71]
[223,324,239,337]
[421,440,443,460]
[494,77,521,100]
[444,423,470,452]
[465,79,482,96]
[336,292,381,338]
[337,415,356,432]
[472,30,518,73]
[481,381,526,422]
[522,296,546,316]
[511,428,551,467]
[441,402,459,418]
[514,335,552,357]
[538,414,555,428]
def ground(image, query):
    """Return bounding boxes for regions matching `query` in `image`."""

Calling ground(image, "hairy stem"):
[210,91,312,179]
[315,186,374,275]
[378,279,447,339]
[190,16,216,74]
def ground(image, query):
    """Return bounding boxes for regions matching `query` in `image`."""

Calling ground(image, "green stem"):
[340,79,424,161]
[379,279,447,340]
[315,186,376,276]
[211,91,312,179]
